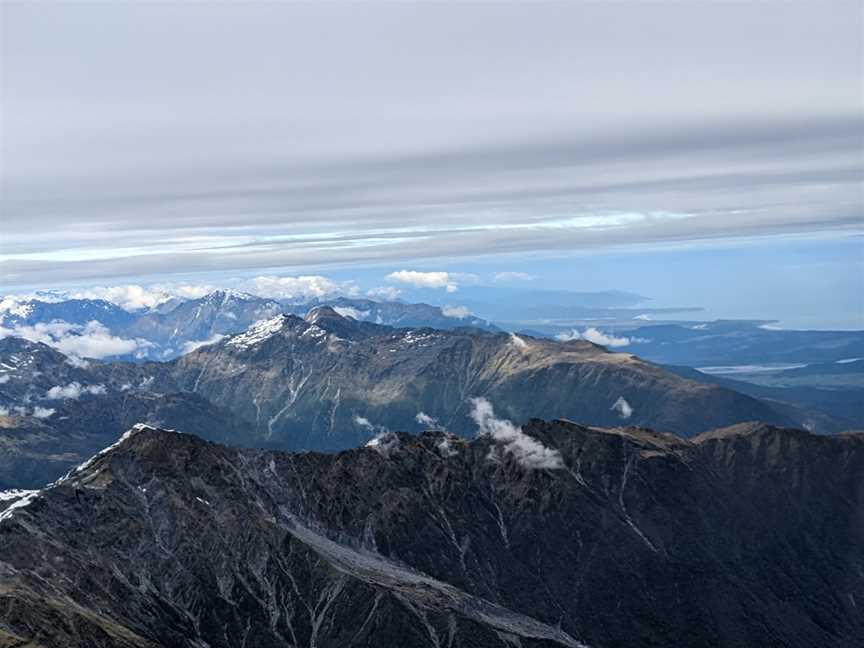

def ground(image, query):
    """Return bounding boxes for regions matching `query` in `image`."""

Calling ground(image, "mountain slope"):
[1,421,861,647]
[156,308,797,450]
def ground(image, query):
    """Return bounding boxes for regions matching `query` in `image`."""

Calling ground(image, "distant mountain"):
[0,297,136,329]
[2,307,851,488]
[664,364,863,432]
[148,307,797,450]
[285,296,499,332]
[2,421,861,647]
[600,321,864,366]
[0,291,499,361]
[122,290,284,357]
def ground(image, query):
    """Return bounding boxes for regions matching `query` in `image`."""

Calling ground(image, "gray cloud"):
[1,3,861,288]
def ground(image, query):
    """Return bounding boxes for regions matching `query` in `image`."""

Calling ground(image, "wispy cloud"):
[494,271,534,283]
[181,334,227,354]
[469,397,563,470]
[415,411,441,428]
[366,286,401,301]
[441,305,471,319]
[611,396,633,420]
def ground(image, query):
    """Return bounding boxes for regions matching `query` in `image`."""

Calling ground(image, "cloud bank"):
[0,320,149,359]
[387,271,459,293]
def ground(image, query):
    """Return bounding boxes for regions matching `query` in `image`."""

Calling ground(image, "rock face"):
[160,308,795,450]
[0,420,861,648]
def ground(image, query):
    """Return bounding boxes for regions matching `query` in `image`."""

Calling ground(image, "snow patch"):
[227,315,287,349]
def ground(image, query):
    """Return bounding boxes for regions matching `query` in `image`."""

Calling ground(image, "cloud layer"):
[0,320,149,359]
[2,4,861,290]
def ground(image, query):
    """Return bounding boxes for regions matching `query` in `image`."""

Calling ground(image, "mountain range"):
[3,306,854,489]
[1,420,861,647]
[0,291,497,361]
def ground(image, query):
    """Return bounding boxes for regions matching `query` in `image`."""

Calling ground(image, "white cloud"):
[611,396,633,419]
[441,305,471,319]
[333,306,369,321]
[468,397,563,470]
[0,319,148,359]
[633,314,652,321]
[493,271,534,283]
[0,375,9,384]
[365,431,401,457]
[65,355,90,369]
[249,275,345,301]
[32,406,55,419]
[387,270,459,293]
[354,415,374,430]
[45,382,106,400]
[555,327,644,348]
[181,333,227,355]
[366,286,402,301]
[0,296,36,318]
[0,407,8,416]
[416,411,439,427]
[509,333,528,350]
[437,435,459,458]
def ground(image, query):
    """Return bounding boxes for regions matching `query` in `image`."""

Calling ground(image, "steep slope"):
[160,308,796,450]
[1,421,861,647]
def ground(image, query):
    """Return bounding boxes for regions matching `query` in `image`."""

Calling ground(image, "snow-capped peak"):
[226,315,288,349]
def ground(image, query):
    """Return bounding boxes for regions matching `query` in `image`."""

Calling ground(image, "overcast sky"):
[1,2,862,325]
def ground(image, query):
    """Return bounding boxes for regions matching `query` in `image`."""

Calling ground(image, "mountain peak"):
[224,314,290,349]
[303,305,343,324]
[201,289,259,304]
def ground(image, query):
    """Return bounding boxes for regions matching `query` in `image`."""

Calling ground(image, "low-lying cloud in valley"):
[45,382,107,400]
[0,320,150,360]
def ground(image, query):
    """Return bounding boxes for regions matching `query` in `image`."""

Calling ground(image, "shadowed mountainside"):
[0,420,861,647]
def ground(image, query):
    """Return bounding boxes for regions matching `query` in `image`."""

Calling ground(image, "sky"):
[1,2,862,328]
